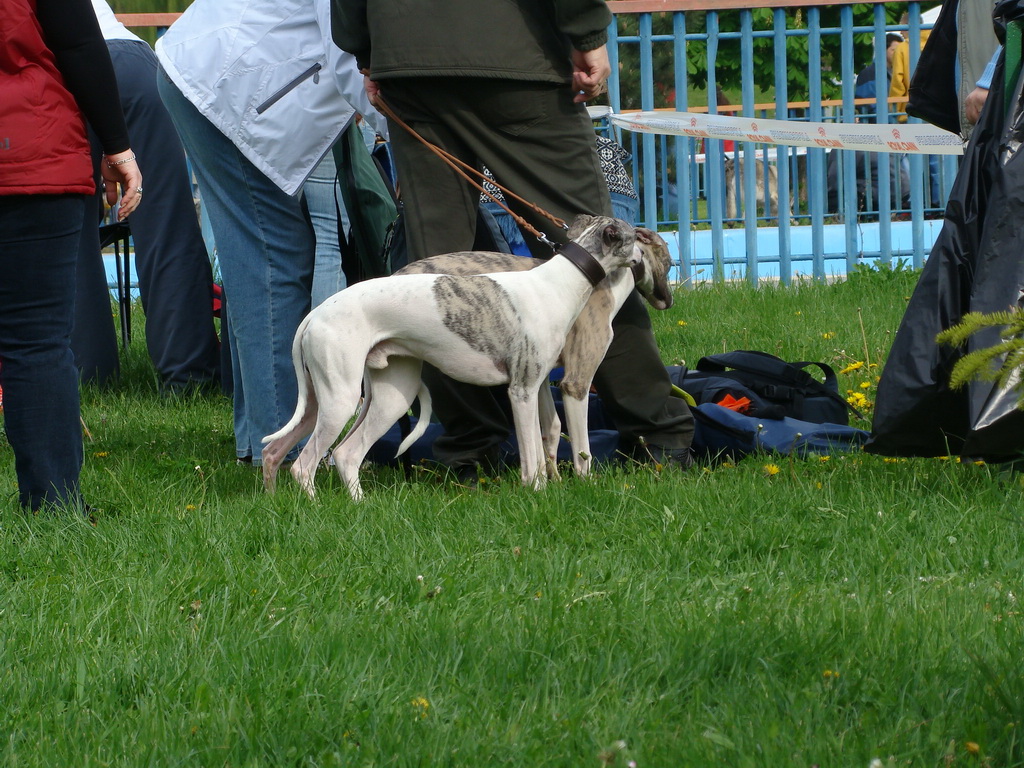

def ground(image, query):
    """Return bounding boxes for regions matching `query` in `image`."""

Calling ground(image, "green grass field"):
[2,265,1023,767]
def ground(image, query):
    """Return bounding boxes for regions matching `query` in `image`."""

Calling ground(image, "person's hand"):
[100,149,142,221]
[363,72,382,106]
[965,86,990,125]
[571,44,611,103]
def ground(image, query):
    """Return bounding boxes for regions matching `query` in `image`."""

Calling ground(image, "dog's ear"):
[647,258,673,310]
[566,213,595,240]
[602,222,625,246]
[635,226,654,245]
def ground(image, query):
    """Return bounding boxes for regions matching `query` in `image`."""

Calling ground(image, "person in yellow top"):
[888,22,940,207]
[889,28,931,123]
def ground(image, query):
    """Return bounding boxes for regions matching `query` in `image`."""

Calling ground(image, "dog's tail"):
[262,317,316,447]
[395,382,433,457]
[261,321,319,493]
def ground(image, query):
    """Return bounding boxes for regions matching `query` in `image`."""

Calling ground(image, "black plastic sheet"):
[868,2,1024,460]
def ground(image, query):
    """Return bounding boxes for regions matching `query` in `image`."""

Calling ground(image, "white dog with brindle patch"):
[261,214,640,500]
[394,227,673,477]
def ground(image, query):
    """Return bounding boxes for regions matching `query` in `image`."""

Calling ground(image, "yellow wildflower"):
[859,381,871,389]
[763,463,781,476]
[839,361,864,375]
[677,320,688,327]
[93,451,109,458]
[822,332,836,340]
[846,392,869,409]
[965,741,980,755]
[411,697,430,719]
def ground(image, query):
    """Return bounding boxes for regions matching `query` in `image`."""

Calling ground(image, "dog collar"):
[557,241,606,286]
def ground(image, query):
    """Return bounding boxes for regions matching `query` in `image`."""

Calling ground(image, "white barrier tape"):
[610,111,965,156]
[693,146,807,164]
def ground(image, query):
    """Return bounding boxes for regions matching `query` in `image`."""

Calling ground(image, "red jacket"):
[0,0,95,196]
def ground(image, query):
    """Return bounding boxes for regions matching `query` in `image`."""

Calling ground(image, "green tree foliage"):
[614,5,904,110]
[109,0,191,11]
[107,0,190,44]
[937,310,1024,411]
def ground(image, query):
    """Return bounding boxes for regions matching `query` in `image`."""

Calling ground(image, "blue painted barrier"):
[117,3,959,289]
[604,0,961,283]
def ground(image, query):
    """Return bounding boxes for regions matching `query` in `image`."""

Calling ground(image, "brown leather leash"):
[374,96,575,255]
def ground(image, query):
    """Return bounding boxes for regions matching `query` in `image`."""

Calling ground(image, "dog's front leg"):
[560,390,593,477]
[537,384,561,481]
[508,385,546,490]
[557,323,610,478]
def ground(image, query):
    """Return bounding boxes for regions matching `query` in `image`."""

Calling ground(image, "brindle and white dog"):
[394,227,673,477]
[261,214,640,500]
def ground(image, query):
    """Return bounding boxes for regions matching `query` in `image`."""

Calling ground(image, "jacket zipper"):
[255,62,322,115]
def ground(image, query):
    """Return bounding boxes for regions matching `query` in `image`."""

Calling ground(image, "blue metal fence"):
[605,0,961,284]
[121,6,959,285]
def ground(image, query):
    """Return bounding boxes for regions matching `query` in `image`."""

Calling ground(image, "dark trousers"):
[73,39,220,391]
[0,195,86,510]
[71,190,120,386]
[383,77,694,467]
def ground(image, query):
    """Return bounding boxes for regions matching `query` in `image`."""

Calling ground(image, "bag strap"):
[697,351,811,385]
[790,360,839,390]
[789,360,863,419]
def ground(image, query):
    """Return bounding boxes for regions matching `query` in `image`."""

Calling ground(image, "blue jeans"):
[610,191,639,225]
[158,69,314,464]
[0,195,86,510]
[302,150,350,308]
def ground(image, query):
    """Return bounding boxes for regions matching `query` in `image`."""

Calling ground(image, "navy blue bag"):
[670,350,860,424]
[691,403,869,459]
[367,399,869,466]
[367,352,868,467]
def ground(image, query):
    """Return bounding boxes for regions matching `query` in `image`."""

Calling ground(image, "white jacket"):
[155,0,384,195]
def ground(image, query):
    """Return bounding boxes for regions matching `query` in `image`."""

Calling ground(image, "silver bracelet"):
[105,154,136,168]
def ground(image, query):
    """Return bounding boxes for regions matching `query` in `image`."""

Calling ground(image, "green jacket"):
[332,0,611,84]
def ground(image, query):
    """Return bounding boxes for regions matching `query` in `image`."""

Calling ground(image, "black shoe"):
[450,463,481,489]
[27,496,99,524]
[629,442,695,471]
[83,503,99,526]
